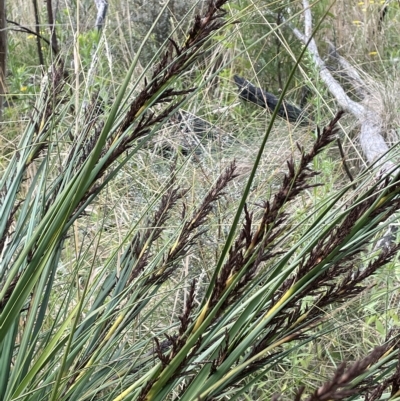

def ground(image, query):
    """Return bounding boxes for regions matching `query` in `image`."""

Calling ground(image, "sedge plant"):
[1,1,400,401]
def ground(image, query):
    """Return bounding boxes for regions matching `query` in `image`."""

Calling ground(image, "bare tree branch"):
[46,0,59,54]
[293,0,395,173]
[298,0,397,249]
[32,0,44,65]
[326,40,369,100]
[6,19,51,47]
[94,0,108,31]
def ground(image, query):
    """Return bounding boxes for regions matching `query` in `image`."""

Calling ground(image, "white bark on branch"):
[327,40,369,99]
[94,0,108,31]
[297,0,394,173]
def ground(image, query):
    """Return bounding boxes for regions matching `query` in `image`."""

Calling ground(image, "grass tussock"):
[1,1,400,401]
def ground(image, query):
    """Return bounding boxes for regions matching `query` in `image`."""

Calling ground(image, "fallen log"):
[233,75,311,126]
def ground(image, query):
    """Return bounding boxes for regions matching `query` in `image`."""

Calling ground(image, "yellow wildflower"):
[27,34,35,39]
[20,86,28,92]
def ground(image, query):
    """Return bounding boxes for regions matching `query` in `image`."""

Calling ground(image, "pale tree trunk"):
[94,0,108,31]
[294,1,395,174]
[294,1,396,248]
[267,2,397,248]
[0,0,6,119]
[271,2,395,174]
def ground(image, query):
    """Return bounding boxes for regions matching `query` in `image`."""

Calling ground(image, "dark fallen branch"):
[233,75,312,126]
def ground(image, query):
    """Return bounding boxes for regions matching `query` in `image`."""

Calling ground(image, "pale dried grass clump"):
[353,67,400,146]
[380,70,400,145]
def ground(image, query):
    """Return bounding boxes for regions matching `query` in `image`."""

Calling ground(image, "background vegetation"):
[1,0,400,400]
